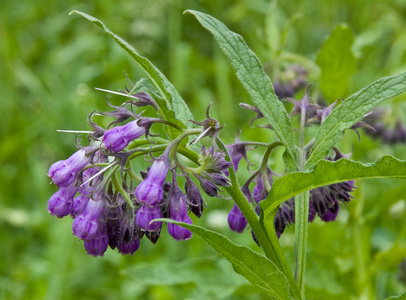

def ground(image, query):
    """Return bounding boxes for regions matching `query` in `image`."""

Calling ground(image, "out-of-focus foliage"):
[1,0,406,299]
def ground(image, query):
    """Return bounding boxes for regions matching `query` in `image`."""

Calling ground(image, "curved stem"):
[216,137,301,300]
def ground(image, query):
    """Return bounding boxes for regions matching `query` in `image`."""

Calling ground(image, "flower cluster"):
[47,88,231,256]
[227,85,358,241]
[363,108,406,144]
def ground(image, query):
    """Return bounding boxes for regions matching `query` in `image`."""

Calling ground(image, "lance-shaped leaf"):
[262,156,406,218]
[306,72,406,168]
[185,10,297,169]
[154,219,292,300]
[69,10,194,134]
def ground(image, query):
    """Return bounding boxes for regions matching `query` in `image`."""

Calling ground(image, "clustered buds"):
[363,108,406,144]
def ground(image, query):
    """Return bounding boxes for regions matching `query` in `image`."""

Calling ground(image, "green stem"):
[111,171,134,210]
[294,96,309,298]
[216,138,301,300]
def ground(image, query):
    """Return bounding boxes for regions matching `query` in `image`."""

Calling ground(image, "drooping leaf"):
[185,10,297,169]
[262,156,406,218]
[155,219,291,300]
[316,24,357,102]
[306,72,406,169]
[69,10,194,135]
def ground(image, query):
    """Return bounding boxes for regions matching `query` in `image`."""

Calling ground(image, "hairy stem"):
[294,99,309,298]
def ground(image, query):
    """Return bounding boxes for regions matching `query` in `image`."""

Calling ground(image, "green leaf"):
[69,10,194,133]
[156,219,291,300]
[316,24,357,102]
[306,72,406,169]
[185,10,297,169]
[385,292,406,300]
[262,156,406,218]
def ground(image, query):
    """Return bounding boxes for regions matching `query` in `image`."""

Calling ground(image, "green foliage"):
[385,292,406,300]
[158,219,291,300]
[316,24,357,102]
[307,72,406,169]
[186,10,297,169]
[262,155,406,217]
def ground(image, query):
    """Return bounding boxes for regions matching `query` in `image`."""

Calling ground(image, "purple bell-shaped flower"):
[48,148,93,187]
[47,185,78,218]
[102,120,145,152]
[135,159,168,206]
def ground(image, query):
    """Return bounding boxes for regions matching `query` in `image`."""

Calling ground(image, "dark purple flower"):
[274,209,286,238]
[72,199,105,241]
[102,120,145,152]
[136,204,163,232]
[117,238,141,255]
[195,174,220,197]
[167,180,193,241]
[84,223,109,257]
[185,177,205,218]
[135,160,168,206]
[227,204,248,233]
[48,149,92,187]
[47,185,78,218]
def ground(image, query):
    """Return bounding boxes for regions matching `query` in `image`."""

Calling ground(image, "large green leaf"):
[186,10,297,169]
[306,72,406,168]
[262,156,406,218]
[69,10,194,133]
[316,24,356,102]
[156,219,292,300]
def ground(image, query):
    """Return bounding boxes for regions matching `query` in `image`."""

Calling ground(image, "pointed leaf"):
[155,219,292,300]
[185,10,297,169]
[307,72,406,168]
[262,156,406,218]
[69,10,194,132]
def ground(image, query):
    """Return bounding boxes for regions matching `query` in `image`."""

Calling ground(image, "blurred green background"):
[1,0,406,299]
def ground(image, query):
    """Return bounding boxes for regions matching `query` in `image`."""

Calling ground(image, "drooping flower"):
[227,204,248,233]
[84,223,109,257]
[48,148,93,187]
[167,176,193,241]
[135,159,168,206]
[185,177,205,218]
[47,185,78,218]
[72,197,106,241]
[136,204,163,232]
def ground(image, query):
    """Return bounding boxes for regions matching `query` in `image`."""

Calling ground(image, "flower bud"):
[136,204,163,232]
[47,185,78,218]
[167,184,193,241]
[227,204,248,233]
[102,120,145,152]
[48,149,92,187]
[135,160,168,206]
[84,223,109,257]
[72,199,105,241]
[117,238,141,255]
[185,178,204,218]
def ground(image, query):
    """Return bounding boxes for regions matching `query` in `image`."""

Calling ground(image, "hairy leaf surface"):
[307,72,406,168]
[156,219,291,299]
[186,10,297,169]
[262,156,406,218]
